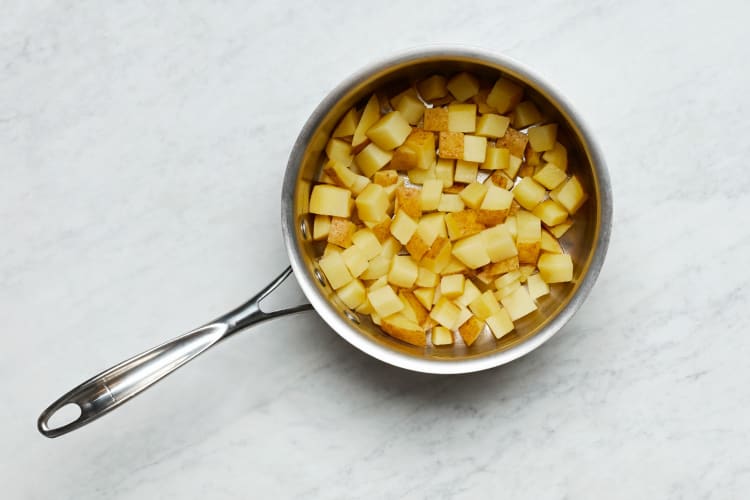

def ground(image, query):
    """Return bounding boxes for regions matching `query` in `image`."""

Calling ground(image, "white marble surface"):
[2,0,749,498]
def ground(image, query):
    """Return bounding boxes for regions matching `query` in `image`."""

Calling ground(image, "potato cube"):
[445,209,485,240]
[442,257,468,275]
[336,279,366,309]
[482,146,510,170]
[471,87,494,113]
[495,270,522,289]
[526,274,550,300]
[388,210,417,246]
[392,129,436,171]
[350,229,382,260]
[380,236,401,258]
[452,232,491,269]
[413,287,434,310]
[323,243,342,256]
[388,255,418,288]
[532,200,569,226]
[355,143,393,177]
[500,286,537,320]
[367,218,391,243]
[543,142,568,170]
[512,177,547,210]
[459,182,488,209]
[421,236,452,273]
[528,123,558,152]
[476,113,510,138]
[480,256,520,278]
[352,94,380,147]
[390,145,417,171]
[312,215,331,240]
[342,245,370,278]
[431,326,454,346]
[496,127,528,158]
[326,139,353,166]
[332,107,360,138]
[488,170,514,190]
[350,175,371,196]
[438,131,464,159]
[511,100,543,129]
[373,169,399,186]
[360,255,389,280]
[458,316,484,346]
[381,313,426,346]
[455,278,481,307]
[454,160,478,184]
[482,225,517,262]
[418,75,449,101]
[423,107,449,131]
[393,90,425,125]
[396,185,422,219]
[481,185,514,212]
[440,274,465,299]
[448,103,477,133]
[309,184,352,217]
[400,290,429,325]
[319,252,354,290]
[435,158,455,187]
[540,230,562,255]
[416,267,439,288]
[327,217,356,248]
[550,176,587,214]
[519,264,536,282]
[525,144,541,167]
[322,160,356,191]
[419,179,443,211]
[486,309,514,339]
[430,297,462,329]
[355,183,389,222]
[549,219,574,238]
[416,212,446,246]
[533,163,567,190]
[538,253,573,283]
[367,284,404,318]
[504,216,517,239]
[516,211,542,265]
[447,72,480,101]
[463,135,487,163]
[438,193,465,213]
[506,155,523,179]
[487,77,523,113]
[367,276,389,292]
[468,290,502,320]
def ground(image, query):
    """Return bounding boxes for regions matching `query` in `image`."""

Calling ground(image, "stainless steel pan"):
[38,47,613,438]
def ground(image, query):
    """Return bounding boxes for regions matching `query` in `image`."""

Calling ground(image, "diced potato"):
[393,89,425,125]
[528,123,558,152]
[454,160,478,184]
[414,287,436,311]
[438,193,465,213]
[526,274,550,299]
[447,72,480,101]
[423,107,449,132]
[367,276,388,292]
[355,183,389,223]
[328,217,356,248]
[538,253,573,283]
[549,219,574,238]
[455,278,481,307]
[468,290,502,320]
[333,108,360,138]
[463,135,487,163]
[454,304,473,327]
[326,139,353,165]
[495,270,522,289]
[381,313,426,346]
[408,164,436,185]
[373,169,399,186]
[392,129,436,170]
[323,243,342,255]
[500,286,537,320]
[518,162,535,178]
[355,143,393,177]
[447,103,477,133]
[504,215,517,239]
[421,236,452,273]
[381,236,401,258]
[309,184,352,217]
[420,179,443,211]
[516,211,542,265]
[418,75,449,101]
[511,101,543,129]
[360,255,389,280]
[542,142,568,170]
[495,280,521,300]
[430,297,462,329]
[388,255,418,288]
[319,252,354,290]
[481,185,514,212]
[512,177,547,210]
[435,158,455,187]
[525,144,541,167]
[431,326,454,346]
[533,163,567,190]
[471,87,494,113]
[480,256,520,278]
[486,77,523,113]
[396,185,422,219]
[486,309,514,339]
[506,155,523,178]
[482,225,517,262]
[452,232,491,269]
[459,182,488,209]
[550,176,588,214]
[355,298,373,314]
[519,264,536,282]
[336,279,366,309]
[440,274,465,299]
[368,284,404,318]
[482,146,510,170]
[441,257,468,275]
[390,209,419,245]
[400,290,429,325]
[532,200,569,226]
[540,229,563,254]
[351,228,382,260]
[313,215,331,240]
[445,210,485,240]
[416,267,439,288]
[496,127,528,158]
[458,316,484,346]
[341,245,369,278]
[369,218,392,242]
[405,233,429,261]
[488,170,514,190]
[476,114,510,138]
[416,212,446,246]
[349,174,371,196]
[352,94,380,147]
[438,131,464,159]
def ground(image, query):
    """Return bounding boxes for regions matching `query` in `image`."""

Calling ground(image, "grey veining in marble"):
[2,0,749,498]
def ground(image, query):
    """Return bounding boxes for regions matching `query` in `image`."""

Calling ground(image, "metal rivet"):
[300,219,309,239]
[345,310,359,324]
[314,268,326,286]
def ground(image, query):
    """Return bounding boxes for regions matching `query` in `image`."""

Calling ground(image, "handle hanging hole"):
[45,403,82,430]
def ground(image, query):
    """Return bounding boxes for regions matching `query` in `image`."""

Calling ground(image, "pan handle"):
[37,266,312,438]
